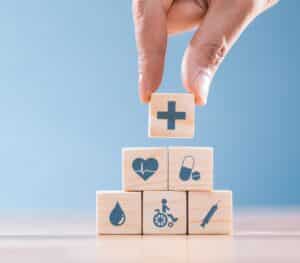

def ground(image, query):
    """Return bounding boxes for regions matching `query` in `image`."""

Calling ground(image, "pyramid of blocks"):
[96,93,233,235]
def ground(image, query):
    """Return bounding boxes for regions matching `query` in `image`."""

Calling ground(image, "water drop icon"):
[109,202,126,226]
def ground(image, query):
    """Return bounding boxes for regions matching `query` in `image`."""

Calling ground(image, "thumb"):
[181,0,278,105]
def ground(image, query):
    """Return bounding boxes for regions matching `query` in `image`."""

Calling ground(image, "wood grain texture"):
[148,93,195,138]
[169,147,213,191]
[143,191,187,235]
[188,191,232,235]
[96,191,142,235]
[122,147,168,191]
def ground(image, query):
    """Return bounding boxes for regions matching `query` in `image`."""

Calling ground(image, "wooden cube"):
[96,191,142,234]
[143,191,187,234]
[122,147,168,191]
[169,147,213,191]
[148,93,195,138]
[188,191,233,235]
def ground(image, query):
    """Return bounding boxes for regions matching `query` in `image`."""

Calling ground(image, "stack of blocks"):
[96,93,233,235]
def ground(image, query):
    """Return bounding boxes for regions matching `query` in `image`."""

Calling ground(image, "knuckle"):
[133,0,172,22]
[138,48,165,71]
[263,0,280,11]
[236,0,260,14]
[195,37,228,67]
[132,0,146,22]
[217,0,260,15]
[195,0,209,12]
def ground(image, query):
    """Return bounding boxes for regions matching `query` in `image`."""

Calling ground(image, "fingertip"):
[196,98,207,106]
[138,85,152,104]
[194,71,211,106]
[182,83,206,107]
[139,95,150,104]
[193,89,207,106]
[181,49,211,107]
[139,92,151,104]
[183,78,209,107]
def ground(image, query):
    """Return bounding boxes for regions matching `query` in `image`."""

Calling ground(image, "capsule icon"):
[179,156,201,181]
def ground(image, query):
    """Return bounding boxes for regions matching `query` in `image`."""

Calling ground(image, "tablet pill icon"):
[179,156,201,181]
[191,171,201,180]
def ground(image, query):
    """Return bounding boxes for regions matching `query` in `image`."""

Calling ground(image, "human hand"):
[132,0,279,105]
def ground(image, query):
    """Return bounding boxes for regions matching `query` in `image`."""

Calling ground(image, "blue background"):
[0,1,299,215]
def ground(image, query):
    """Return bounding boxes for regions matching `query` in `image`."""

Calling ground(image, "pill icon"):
[191,171,201,180]
[179,156,201,181]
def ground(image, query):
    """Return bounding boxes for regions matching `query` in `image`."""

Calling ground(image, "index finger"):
[132,0,173,103]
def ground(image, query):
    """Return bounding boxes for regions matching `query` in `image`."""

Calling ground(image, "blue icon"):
[200,201,220,228]
[109,202,126,226]
[132,158,159,181]
[157,101,186,130]
[179,156,201,181]
[153,199,178,228]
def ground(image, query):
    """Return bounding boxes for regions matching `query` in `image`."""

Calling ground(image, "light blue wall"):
[0,1,299,214]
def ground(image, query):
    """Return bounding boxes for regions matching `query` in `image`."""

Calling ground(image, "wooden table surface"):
[0,208,299,262]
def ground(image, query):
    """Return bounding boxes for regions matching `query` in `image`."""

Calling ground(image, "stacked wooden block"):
[96,93,233,235]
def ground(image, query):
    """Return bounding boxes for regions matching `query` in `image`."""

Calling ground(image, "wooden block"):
[188,191,233,235]
[169,147,213,191]
[143,191,187,234]
[122,147,168,191]
[148,93,195,138]
[96,191,142,234]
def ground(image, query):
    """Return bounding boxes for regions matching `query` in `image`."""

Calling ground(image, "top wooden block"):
[148,93,195,138]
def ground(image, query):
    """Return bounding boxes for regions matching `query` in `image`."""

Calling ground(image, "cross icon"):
[157,101,186,130]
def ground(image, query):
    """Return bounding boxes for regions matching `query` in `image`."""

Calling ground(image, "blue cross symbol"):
[157,101,186,130]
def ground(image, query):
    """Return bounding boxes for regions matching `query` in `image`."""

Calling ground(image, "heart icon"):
[132,158,159,181]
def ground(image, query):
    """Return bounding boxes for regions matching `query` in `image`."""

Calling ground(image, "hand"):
[132,0,279,105]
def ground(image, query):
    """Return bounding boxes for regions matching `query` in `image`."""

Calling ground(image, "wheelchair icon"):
[153,199,178,228]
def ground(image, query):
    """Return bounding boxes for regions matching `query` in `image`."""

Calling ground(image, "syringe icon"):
[200,201,220,228]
